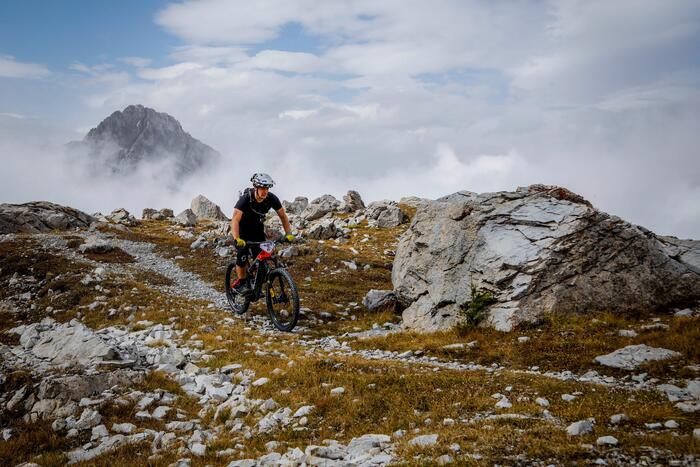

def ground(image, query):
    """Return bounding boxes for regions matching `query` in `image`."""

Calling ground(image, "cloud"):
[119,57,152,67]
[0,54,50,78]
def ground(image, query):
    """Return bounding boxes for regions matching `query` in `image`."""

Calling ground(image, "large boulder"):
[190,195,228,221]
[393,184,700,332]
[301,195,340,221]
[0,202,95,234]
[341,190,365,213]
[174,209,197,227]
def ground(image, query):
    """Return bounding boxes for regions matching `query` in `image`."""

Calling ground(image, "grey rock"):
[366,200,408,228]
[341,190,365,213]
[191,195,228,221]
[409,434,438,447]
[91,424,109,440]
[18,319,120,367]
[174,209,198,227]
[567,419,594,436]
[190,443,206,456]
[142,208,166,220]
[393,184,700,332]
[38,370,144,402]
[362,289,397,311]
[596,436,618,446]
[301,194,340,221]
[7,386,28,411]
[65,433,149,464]
[108,208,137,226]
[306,218,339,240]
[674,308,695,317]
[609,413,629,425]
[293,405,314,418]
[594,344,681,370]
[75,408,102,430]
[79,236,115,254]
[283,197,309,215]
[190,236,208,250]
[0,201,95,234]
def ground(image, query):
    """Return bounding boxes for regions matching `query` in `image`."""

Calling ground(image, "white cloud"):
[119,57,152,67]
[138,62,203,80]
[247,50,322,73]
[0,54,50,78]
[169,45,248,65]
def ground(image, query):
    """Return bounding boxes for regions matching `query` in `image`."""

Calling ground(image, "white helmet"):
[251,172,274,188]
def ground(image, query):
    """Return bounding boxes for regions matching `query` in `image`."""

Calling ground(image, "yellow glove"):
[235,238,246,248]
[285,234,295,243]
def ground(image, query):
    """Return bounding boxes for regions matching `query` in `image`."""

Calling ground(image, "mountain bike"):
[224,240,300,332]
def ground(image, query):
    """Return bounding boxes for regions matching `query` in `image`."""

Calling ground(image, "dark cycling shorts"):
[235,243,262,267]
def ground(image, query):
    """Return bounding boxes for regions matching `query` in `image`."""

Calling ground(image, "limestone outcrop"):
[393,185,700,332]
[0,202,95,234]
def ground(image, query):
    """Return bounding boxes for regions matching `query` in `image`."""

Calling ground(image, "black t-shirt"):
[234,188,282,240]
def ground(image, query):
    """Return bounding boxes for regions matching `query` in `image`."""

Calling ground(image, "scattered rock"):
[566,419,594,436]
[409,434,438,448]
[594,344,681,370]
[596,436,618,446]
[610,413,629,425]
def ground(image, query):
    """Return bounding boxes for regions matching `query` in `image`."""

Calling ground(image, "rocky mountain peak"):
[69,104,219,177]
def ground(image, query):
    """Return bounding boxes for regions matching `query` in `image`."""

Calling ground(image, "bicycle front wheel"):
[265,268,300,332]
[225,262,250,316]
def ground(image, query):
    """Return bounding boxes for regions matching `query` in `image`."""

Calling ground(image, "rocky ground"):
[0,193,699,466]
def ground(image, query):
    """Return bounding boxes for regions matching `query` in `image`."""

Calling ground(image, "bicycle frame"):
[241,241,284,301]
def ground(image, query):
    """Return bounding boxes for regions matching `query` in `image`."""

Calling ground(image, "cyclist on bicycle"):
[231,172,294,293]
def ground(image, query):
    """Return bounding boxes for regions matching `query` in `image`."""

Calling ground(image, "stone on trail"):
[393,184,700,332]
[594,344,681,370]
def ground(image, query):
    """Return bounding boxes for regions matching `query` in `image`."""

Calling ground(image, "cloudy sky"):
[1,0,699,237]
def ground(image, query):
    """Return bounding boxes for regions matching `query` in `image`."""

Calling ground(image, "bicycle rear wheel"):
[265,268,299,332]
[225,262,250,315]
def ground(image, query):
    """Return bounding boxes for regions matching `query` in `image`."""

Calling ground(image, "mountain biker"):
[231,173,294,293]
